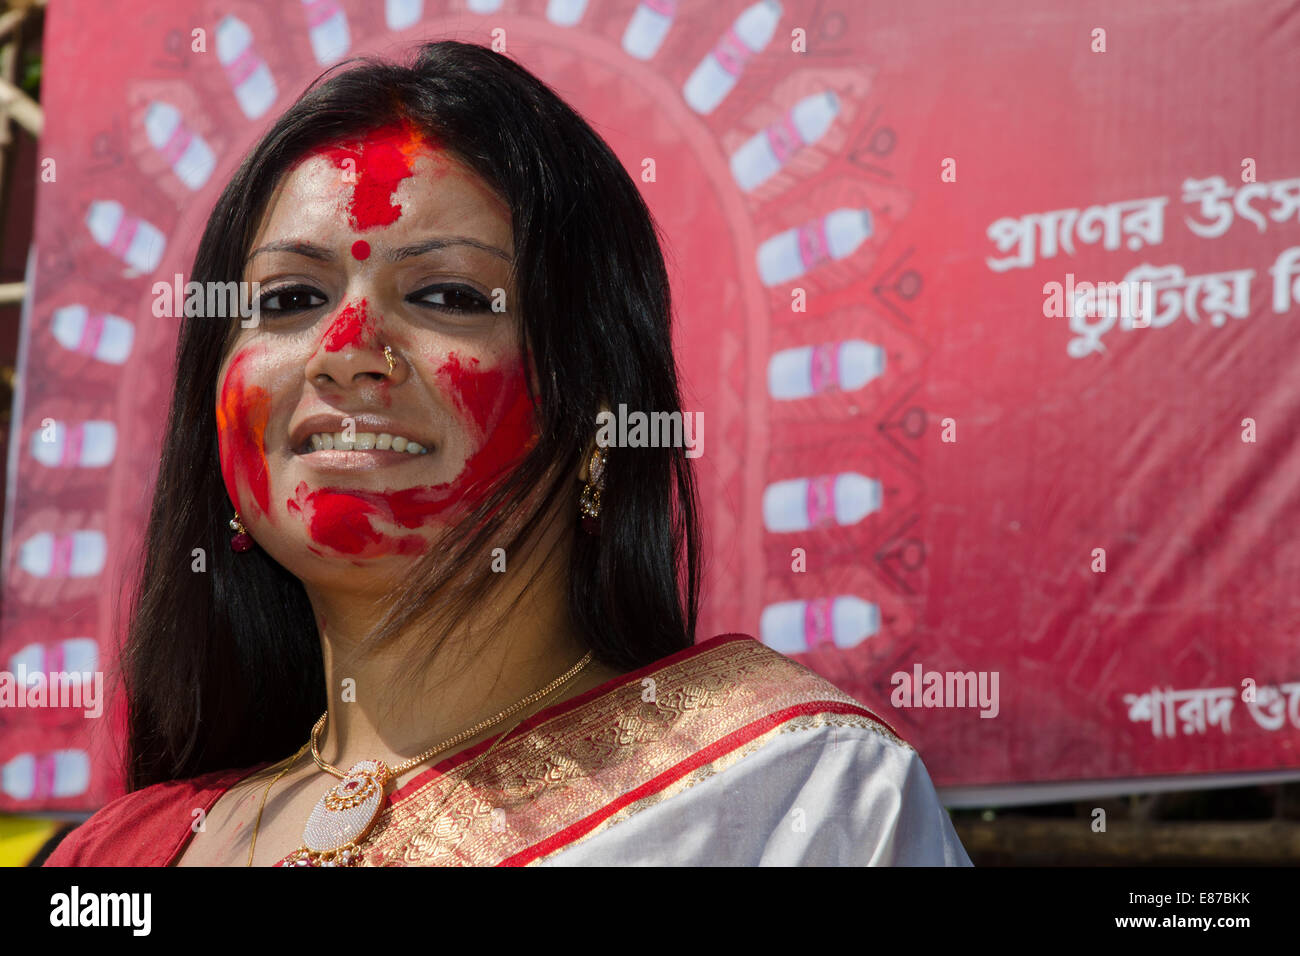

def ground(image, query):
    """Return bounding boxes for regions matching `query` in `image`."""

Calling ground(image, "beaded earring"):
[579,447,607,535]
[229,512,253,553]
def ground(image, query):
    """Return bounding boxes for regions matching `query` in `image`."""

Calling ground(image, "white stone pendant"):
[301,760,390,859]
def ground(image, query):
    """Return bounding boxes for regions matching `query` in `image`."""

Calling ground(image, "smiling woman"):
[223,125,535,561]
[43,40,969,867]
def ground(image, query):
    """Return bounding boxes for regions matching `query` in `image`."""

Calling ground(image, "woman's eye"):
[258,286,326,314]
[410,284,491,314]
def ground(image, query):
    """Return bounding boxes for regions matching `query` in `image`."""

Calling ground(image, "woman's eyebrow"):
[244,236,513,265]
[390,236,512,262]
[245,240,333,265]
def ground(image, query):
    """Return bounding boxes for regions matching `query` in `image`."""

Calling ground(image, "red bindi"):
[351,239,370,260]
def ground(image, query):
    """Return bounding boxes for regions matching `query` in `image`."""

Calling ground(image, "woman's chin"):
[261,532,439,585]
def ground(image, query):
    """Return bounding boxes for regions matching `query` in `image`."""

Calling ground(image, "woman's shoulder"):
[43,762,271,867]
[643,632,907,744]
[535,633,971,865]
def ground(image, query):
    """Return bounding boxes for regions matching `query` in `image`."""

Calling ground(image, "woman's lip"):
[295,448,432,470]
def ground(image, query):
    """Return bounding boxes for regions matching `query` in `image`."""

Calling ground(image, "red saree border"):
[501,700,883,866]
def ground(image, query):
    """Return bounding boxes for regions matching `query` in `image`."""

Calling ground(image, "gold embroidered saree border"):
[352,636,901,866]
[525,710,895,865]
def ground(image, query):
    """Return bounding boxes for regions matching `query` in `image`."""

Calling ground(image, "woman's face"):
[216,122,538,583]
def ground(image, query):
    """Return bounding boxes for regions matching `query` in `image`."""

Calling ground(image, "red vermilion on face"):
[286,354,538,559]
[320,299,377,353]
[217,348,272,519]
[314,121,431,231]
[287,483,428,558]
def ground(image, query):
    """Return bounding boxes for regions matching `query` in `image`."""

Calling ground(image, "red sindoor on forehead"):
[313,121,434,231]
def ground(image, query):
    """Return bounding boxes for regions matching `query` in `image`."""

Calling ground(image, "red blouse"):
[43,763,272,866]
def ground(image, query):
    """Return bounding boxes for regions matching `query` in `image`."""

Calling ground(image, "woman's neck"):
[300,549,617,781]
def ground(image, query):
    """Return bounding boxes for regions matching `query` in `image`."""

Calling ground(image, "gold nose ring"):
[384,345,396,376]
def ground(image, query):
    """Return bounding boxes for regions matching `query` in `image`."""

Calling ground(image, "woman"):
[45,41,970,866]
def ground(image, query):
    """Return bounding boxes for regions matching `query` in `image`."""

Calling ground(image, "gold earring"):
[579,447,607,535]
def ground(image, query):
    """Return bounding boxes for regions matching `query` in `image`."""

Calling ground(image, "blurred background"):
[2,0,1298,865]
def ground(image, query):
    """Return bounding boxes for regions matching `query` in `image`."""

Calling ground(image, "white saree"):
[539,714,971,865]
[346,632,973,867]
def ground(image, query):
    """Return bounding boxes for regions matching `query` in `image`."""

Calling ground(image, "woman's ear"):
[579,401,613,482]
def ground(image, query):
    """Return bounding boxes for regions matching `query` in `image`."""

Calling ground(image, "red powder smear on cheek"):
[289,481,425,558]
[374,357,539,526]
[315,123,430,231]
[216,349,272,518]
[439,355,539,490]
[282,361,538,557]
[321,300,376,353]
[351,240,370,260]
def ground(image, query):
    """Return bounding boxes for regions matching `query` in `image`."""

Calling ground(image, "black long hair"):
[121,40,702,791]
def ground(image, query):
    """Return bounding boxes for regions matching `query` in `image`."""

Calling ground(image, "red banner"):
[3,0,1299,812]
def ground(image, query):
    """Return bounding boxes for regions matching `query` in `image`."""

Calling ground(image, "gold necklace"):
[263,651,593,867]
[247,743,311,867]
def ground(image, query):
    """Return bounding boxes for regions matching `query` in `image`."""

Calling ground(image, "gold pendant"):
[285,760,390,867]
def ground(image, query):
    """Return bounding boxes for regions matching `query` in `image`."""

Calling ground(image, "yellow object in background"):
[0,814,61,866]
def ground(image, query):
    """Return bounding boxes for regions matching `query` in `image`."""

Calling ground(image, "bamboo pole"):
[0,76,40,138]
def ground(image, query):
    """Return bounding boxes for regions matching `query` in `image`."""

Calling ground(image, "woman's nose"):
[304,300,408,388]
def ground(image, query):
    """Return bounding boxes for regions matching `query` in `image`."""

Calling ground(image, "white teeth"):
[304,431,428,454]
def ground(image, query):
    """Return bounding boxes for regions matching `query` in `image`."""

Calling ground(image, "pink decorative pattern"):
[33,753,57,801]
[804,597,835,649]
[222,45,262,88]
[106,213,138,259]
[766,113,804,165]
[59,425,84,468]
[49,533,75,578]
[809,342,839,394]
[712,26,753,78]
[796,218,831,272]
[303,0,340,29]
[806,473,836,527]
[158,122,193,166]
[77,312,106,356]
